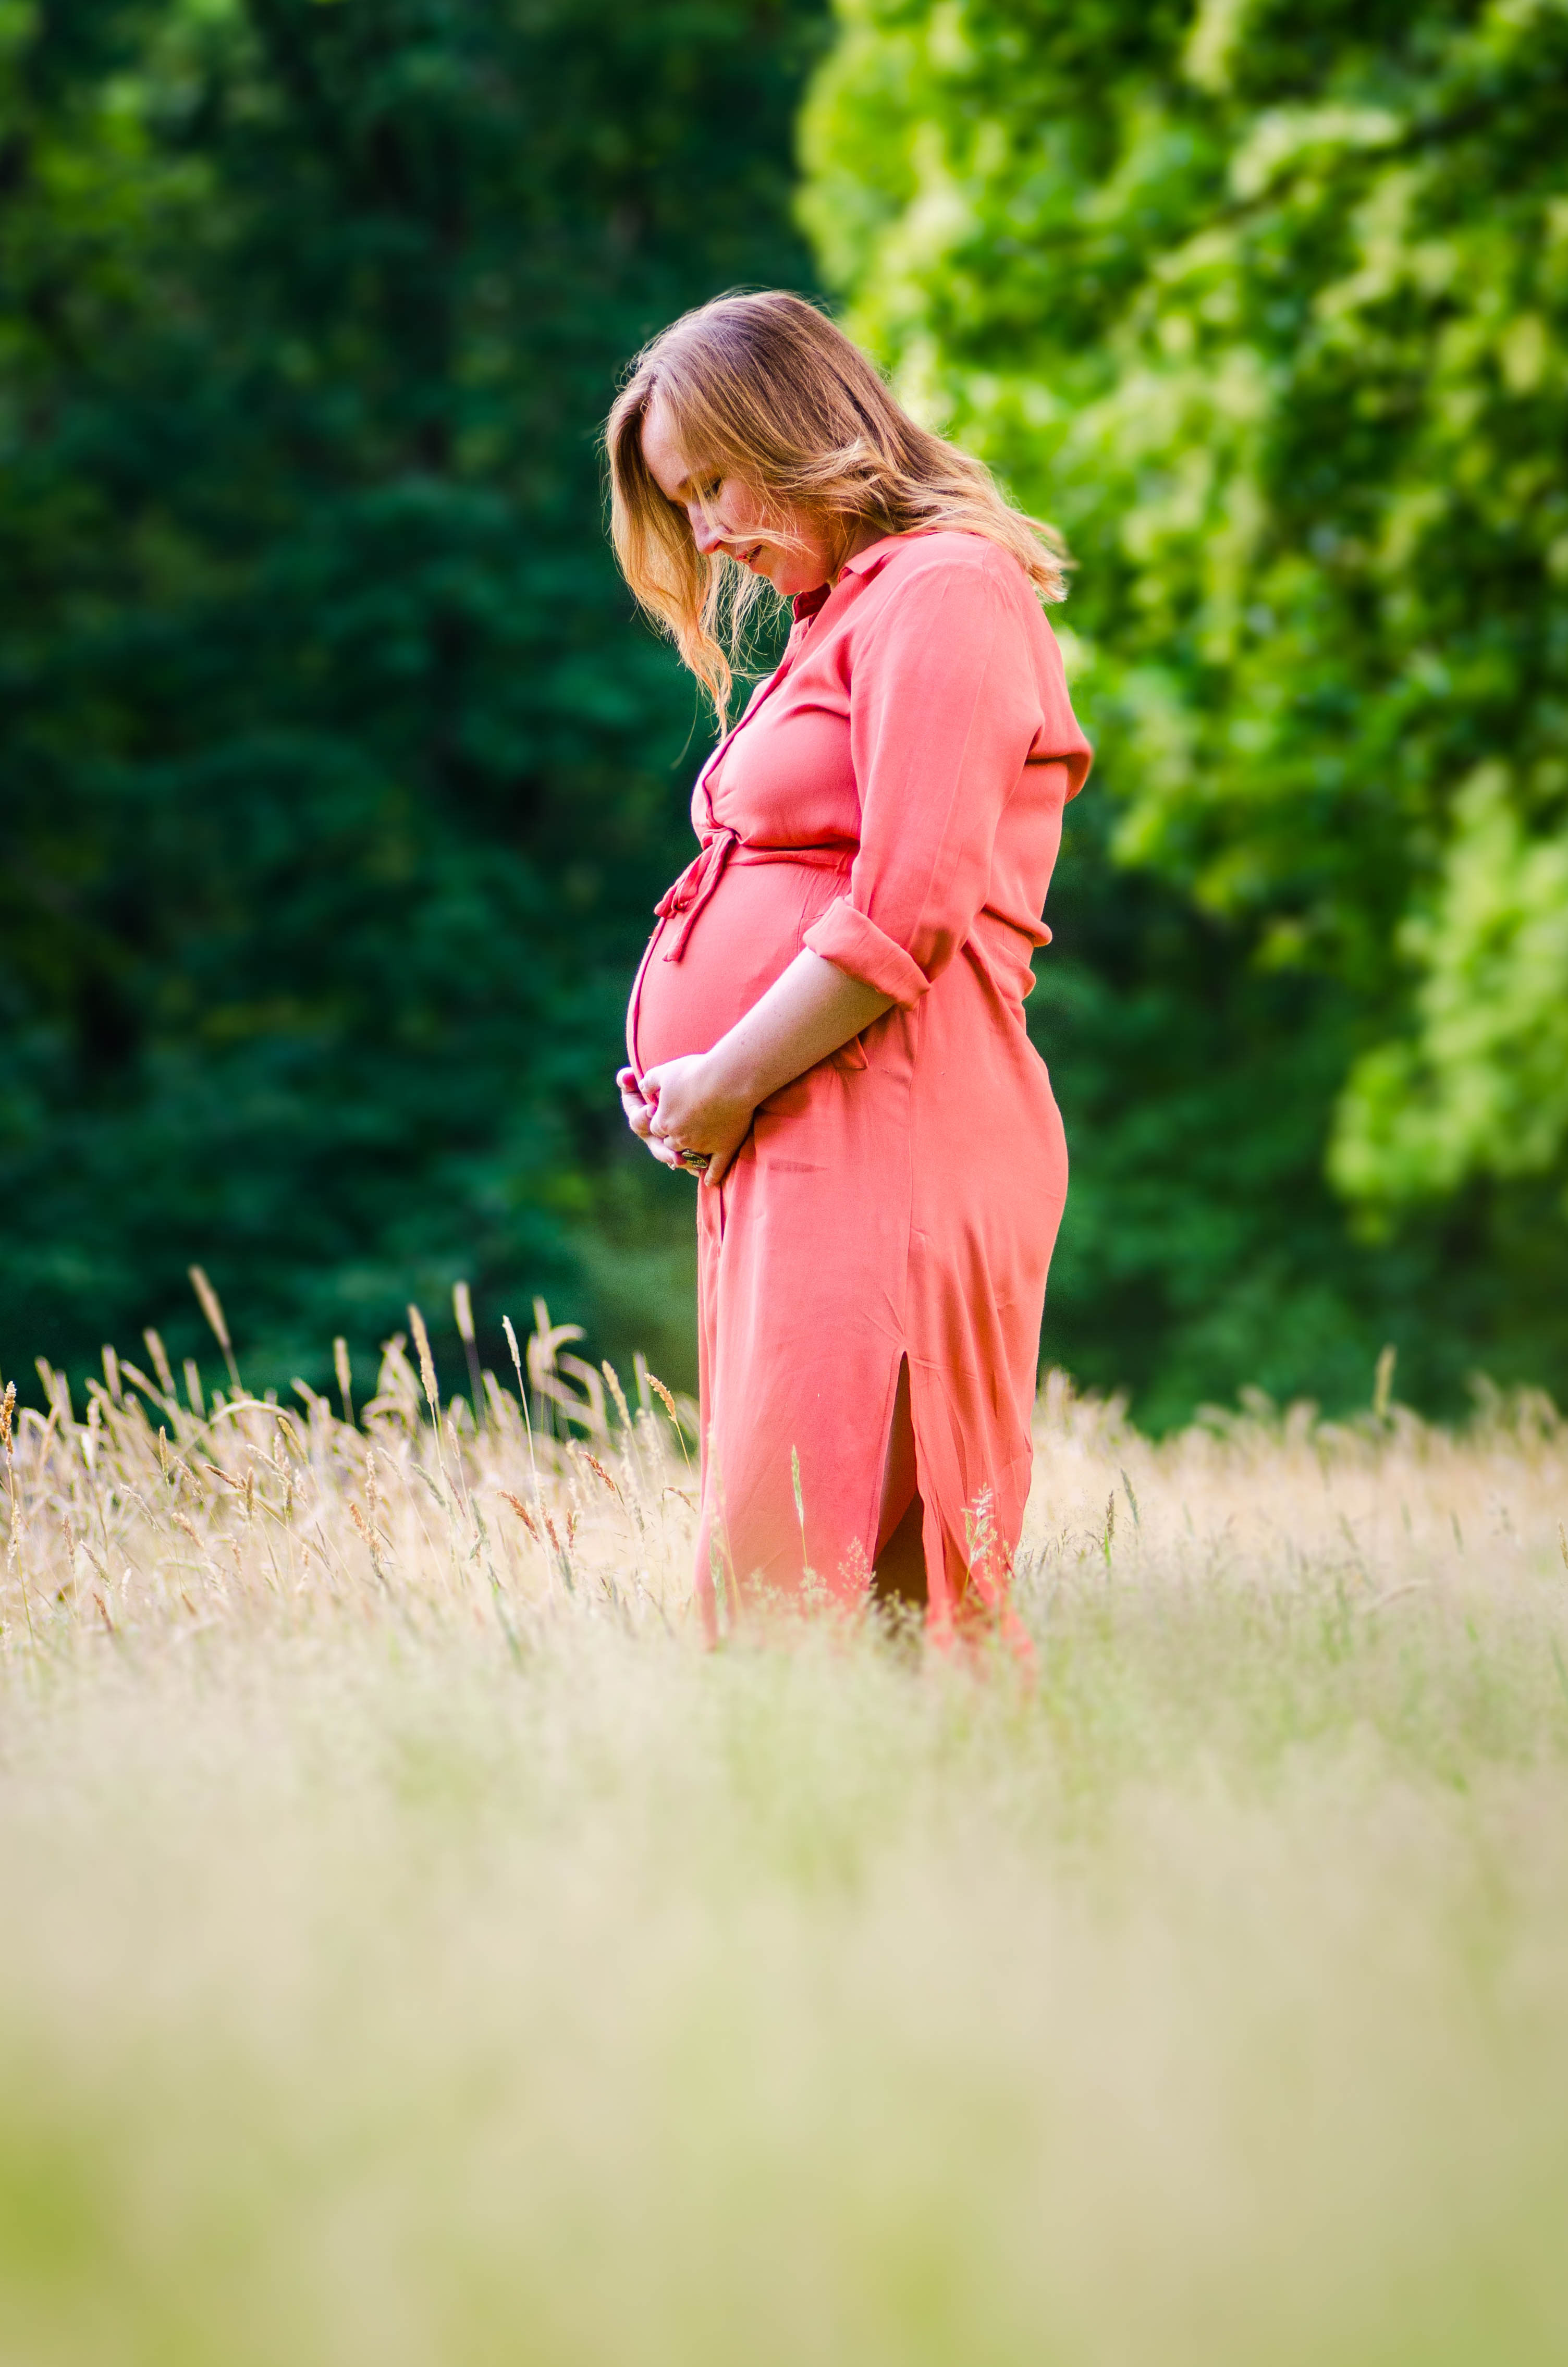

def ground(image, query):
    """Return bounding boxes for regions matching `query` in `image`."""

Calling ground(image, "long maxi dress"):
[627,529,1093,1640]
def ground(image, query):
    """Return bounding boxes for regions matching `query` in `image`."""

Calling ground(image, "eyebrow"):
[664,460,716,500]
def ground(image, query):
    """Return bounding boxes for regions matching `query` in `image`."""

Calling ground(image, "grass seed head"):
[144,1329,175,1396]
[408,1305,440,1415]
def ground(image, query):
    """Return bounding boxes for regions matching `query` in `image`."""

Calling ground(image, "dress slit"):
[873,1352,918,1555]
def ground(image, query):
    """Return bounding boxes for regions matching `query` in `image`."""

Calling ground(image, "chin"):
[737,552,822,599]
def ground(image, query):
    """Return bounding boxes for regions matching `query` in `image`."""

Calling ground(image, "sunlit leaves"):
[806,0,1568,1216]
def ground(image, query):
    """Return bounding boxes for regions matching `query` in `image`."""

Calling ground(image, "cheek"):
[717,483,769,537]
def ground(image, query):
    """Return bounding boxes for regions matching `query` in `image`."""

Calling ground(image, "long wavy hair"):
[605,291,1067,728]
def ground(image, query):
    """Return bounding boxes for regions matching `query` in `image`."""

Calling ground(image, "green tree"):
[0,0,824,1395]
[802,0,1568,1420]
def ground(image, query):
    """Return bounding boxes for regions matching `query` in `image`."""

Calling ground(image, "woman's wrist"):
[701,1033,770,1113]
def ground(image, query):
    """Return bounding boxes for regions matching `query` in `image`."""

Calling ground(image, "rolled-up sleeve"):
[802,551,1044,1007]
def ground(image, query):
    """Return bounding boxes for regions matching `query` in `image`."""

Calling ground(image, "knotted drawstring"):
[655,827,741,965]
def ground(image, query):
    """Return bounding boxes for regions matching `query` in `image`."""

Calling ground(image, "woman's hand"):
[632,1053,757,1188]
[617,954,893,1190]
[617,1068,685,1172]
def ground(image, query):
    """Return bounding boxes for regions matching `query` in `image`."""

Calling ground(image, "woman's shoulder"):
[852,528,1043,614]
[846,525,1085,713]
[841,532,1058,676]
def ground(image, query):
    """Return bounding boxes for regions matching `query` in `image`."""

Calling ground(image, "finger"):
[702,1145,733,1188]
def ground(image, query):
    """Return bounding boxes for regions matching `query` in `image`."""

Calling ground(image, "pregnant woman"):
[607,293,1091,1642]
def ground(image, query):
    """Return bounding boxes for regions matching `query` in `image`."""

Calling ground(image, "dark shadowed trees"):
[1,0,825,1393]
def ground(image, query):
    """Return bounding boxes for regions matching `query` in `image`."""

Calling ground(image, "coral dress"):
[627,530,1092,1639]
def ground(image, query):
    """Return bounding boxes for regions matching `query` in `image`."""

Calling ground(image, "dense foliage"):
[803,0,1568,1419]
[8,0,1565,1424]
[1,0,820,1393]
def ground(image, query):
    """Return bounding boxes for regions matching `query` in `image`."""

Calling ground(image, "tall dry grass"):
[2,1290,703,1652]
[3,1288,1568,2365]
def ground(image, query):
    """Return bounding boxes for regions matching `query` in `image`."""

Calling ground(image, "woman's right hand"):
[617,1067,685,1170]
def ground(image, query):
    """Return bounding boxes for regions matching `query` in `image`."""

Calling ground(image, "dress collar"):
[790,530,926,623]
[838,531,913,580]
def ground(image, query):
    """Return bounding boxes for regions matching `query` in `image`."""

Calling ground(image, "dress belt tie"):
[655,828,742,964]
[654,831,850,964]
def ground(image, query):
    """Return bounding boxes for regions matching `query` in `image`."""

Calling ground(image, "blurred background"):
[2,0,1564,1427]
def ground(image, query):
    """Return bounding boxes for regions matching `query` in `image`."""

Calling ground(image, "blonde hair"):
[605,291,1067,727]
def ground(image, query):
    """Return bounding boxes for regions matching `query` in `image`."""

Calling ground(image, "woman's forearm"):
[705,950,892,1107]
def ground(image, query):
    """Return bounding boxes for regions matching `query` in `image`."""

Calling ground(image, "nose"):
[689,506,726,556]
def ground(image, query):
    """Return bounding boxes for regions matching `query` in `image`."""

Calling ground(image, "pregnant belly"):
[629,850,851,1077]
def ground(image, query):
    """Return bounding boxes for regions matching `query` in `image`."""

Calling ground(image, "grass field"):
[4,1307,1568,2366]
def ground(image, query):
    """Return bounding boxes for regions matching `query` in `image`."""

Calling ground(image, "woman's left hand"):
[640,1053,756,1188]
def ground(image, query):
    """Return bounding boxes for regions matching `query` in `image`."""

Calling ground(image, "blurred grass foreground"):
[4,1301,1568,2364]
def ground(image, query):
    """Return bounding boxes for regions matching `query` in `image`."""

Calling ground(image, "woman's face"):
[641,393,840,599]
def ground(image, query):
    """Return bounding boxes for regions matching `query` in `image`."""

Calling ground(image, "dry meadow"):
[3,1299,1568,2366]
